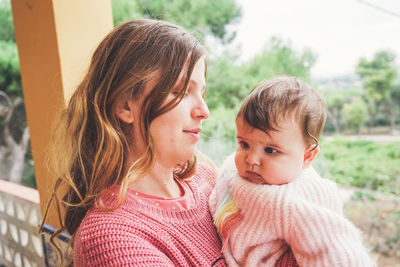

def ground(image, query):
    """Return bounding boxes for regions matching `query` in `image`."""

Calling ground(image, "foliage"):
[22,157,36,188]
[0,41,21,96]
[390,83,400,104]
[202,104,239,142]
[320,88,361,114]
[340,98,368,133]
[0,0,14,42]
[198,106,238,166]
[356,50,399,131]
[111,0,142,26]
[248,37,316,80]
[206,55,249,109]
[111,0,242,43]
[357,51,397,103]
[314,138,400,196]
[0,2,22,133]
[320,87,362,133]
[0,1,31,185]
[206,37,316,110]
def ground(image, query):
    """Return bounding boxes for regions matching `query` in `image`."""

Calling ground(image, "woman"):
[42,18,298,266]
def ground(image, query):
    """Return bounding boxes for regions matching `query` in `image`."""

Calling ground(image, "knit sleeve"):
[285,182,374,267]
[74,214,175,267]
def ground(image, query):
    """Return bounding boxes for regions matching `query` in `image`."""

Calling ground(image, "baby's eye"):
[239,141,250,149]
[264,147,278,154]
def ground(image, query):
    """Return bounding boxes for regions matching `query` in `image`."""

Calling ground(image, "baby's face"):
[234,116,309,185]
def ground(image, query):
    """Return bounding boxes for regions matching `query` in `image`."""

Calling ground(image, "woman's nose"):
[192,97,210,120]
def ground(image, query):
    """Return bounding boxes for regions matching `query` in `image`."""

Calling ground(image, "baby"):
[209,76,374,267]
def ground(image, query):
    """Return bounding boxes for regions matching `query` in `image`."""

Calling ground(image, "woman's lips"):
[183,128,201,141]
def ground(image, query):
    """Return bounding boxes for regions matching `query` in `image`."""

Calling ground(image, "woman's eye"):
[264,147,278,154]
[239,141,249,149]
[172,90,189,97]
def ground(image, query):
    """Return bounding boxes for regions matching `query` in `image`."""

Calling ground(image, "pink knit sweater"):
[73,164,226,266]
[209,155,375,267]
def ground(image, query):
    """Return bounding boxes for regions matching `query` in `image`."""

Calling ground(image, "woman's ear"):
[116,100,135,124]
[302,145,319,169]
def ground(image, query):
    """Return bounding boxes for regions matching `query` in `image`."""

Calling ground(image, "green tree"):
[341,98,368,134]
[248,37,316,80]
[206,55,247,109]
[0,0,14,42]
[206,37,316,110]
[387,83,400,132]
[321,88,362,133]
[111,0,241,43]
[356,50,398,132]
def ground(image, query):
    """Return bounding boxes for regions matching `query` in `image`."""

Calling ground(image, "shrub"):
[314,138,400,196]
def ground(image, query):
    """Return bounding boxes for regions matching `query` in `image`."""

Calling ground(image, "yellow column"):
[11,0,113,227]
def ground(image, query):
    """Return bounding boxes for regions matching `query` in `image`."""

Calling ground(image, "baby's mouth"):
[245,171,265,184]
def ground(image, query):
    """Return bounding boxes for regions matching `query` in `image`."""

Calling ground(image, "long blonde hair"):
[40,19,205,251]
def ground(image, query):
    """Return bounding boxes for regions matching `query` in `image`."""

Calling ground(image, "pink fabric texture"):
[276,248,299,267]
[209,155,375,267]
[73,163,226,266]
[123,178,196,211]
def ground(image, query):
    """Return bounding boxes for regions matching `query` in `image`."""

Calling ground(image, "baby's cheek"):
[234,153,243,170]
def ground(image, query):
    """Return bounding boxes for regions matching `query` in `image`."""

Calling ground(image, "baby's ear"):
[116,99,135,124]
[302,145,319,169]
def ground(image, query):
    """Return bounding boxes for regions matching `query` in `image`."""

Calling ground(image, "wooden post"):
[11,0,113,227]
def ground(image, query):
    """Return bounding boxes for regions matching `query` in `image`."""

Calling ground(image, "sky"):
[230,0,400,79]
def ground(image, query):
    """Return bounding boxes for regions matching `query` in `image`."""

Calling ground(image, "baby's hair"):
[237,76,326,149]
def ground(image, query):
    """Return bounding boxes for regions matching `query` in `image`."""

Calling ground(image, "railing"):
[0,179,71,267]
[0,179,43,267]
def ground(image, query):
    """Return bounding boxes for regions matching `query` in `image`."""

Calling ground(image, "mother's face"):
[149,56,209,168]
[117,56,209,168]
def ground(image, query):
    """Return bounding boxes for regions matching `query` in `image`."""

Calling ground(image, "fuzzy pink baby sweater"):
[73,164,226,266]
[209,155,375,267]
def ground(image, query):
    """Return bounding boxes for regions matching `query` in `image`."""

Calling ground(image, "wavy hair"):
[40,19,205,257]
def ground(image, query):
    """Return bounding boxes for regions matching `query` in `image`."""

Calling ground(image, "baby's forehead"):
[237,115,308,144]
[236,113,300,131]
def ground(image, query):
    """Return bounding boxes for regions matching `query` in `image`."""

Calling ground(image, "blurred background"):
[0,0,399,265]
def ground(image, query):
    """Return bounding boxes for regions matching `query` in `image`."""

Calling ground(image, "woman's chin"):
[180,153,196,164]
